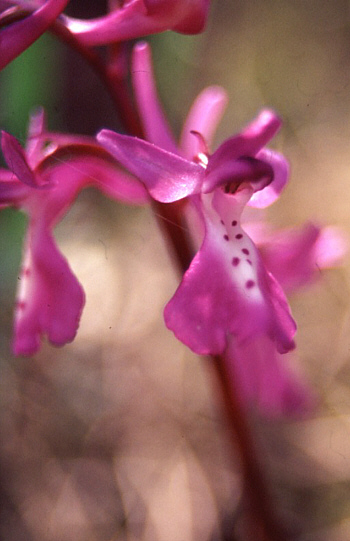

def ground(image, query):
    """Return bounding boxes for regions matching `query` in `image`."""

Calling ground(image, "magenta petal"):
[1,131,42,187]
[13,224,85,356]
[98,130,203,202]
[248,149,289,208]
[226,336,313,417]
[132,42,178,153]
[0,0,70,70]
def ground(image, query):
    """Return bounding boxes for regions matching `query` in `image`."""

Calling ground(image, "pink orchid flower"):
[0,0,69,70]
[96,42,338,416]
[98,44,296,358]
[0,109,148,356]
[60,0,210,47]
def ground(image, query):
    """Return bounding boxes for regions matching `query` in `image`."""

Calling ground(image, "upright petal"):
[132,41,178,153]
[0,0,70,70]
[98,130,204,202]
[180,85,228,160]
[13,223,85,356]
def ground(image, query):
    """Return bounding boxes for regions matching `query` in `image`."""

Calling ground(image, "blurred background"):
[1,0,350,539]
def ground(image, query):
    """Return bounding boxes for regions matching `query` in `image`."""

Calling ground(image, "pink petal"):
[98,130,203,202]
[164,188,296,355]
[0,0,70,70]
[1,131,42,188]
[226,336,314,417]
[13,223,85,356]
[132,41,178,153]
[179,85,228,160]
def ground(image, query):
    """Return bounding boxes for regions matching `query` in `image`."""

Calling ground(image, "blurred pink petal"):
[226,336,313,417]
[256,223,347,292]
[61,0,210,47]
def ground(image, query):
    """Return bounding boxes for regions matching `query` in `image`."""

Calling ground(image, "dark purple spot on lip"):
[242,248,249,255]
[232,220,237,226]
[232,257,240,266]
[235,234,243,240]
[223,234,229,241]
[245,280,255,289]
[246,259,252,265]
[220,219,224,225]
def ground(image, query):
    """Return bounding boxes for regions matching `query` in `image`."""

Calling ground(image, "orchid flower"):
[0,0,69,70]
[60,0,210,47]
[0,109,148,356]
[96,42,342,416]
[98,50,295,363]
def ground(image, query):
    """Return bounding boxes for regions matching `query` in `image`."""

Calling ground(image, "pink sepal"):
[98,130,203,202]
[0,0,70,70]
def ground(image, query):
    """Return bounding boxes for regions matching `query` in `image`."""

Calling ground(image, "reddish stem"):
[212,354,290,541]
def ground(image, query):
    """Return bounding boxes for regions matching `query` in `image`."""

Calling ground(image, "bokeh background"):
[1,0,350,539]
